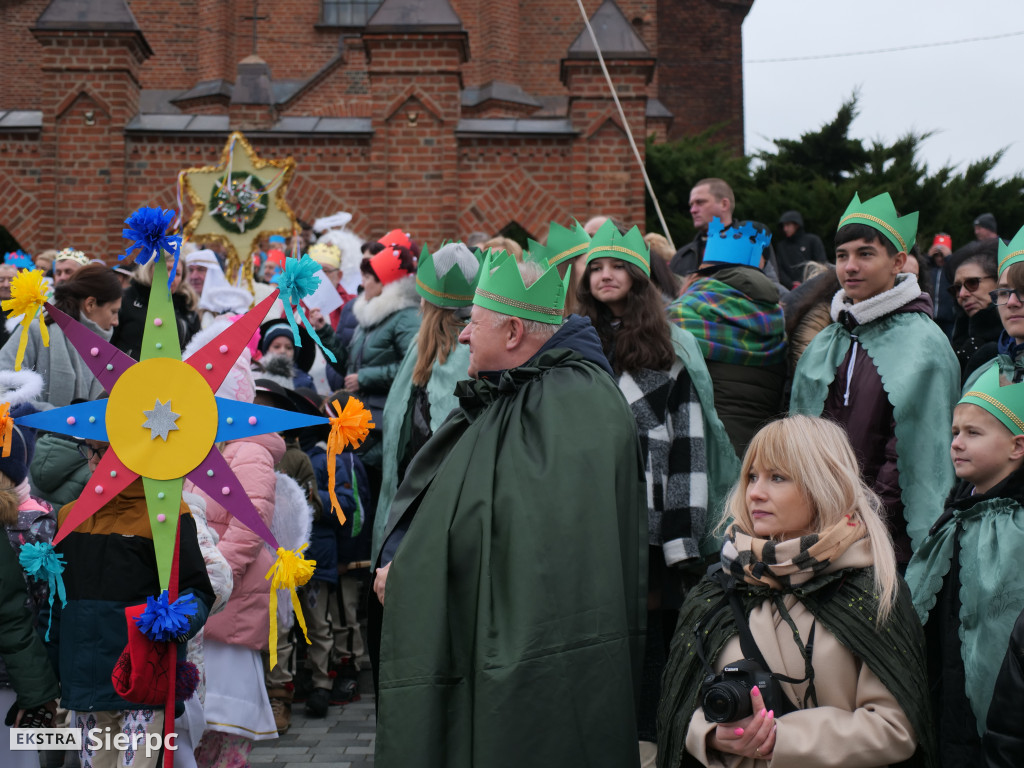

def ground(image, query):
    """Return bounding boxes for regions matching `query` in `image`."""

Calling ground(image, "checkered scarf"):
[668,277,786,367]
[721,514,866,590]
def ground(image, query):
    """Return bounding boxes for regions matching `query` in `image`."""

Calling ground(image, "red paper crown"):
[377,228,411,251]
[265,249,286,268]
[369,246,411,285]
[931,233,953,251]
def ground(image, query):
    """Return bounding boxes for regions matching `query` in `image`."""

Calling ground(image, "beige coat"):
[685,541,917,768]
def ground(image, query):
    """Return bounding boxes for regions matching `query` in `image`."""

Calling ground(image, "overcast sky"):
[742,0,1023,180]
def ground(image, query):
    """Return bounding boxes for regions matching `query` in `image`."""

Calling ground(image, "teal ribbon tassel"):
[19,541,67,641]
[275,254,338,363]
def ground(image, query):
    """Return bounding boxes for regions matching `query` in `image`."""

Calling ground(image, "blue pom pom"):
[134,591,198,642]
[118,206,183,289]
[275,254,337,363]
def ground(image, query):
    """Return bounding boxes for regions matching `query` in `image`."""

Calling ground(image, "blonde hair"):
[0,473,19,526]
[134,255,200,312]
[413,302,464,387]
[480,236,523,261]
[644,232,674,263]
[722,415,899,623]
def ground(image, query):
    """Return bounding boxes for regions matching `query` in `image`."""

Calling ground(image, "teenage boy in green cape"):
[790,192,959,566]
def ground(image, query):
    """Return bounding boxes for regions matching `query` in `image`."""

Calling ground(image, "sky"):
[742,0,1023,180]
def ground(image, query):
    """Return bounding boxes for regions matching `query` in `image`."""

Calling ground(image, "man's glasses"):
[948,276,995,298]
[990,288,1024,306]
[76,443,104,462]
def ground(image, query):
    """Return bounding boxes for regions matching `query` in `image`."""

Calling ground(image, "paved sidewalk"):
[250,687,376,768]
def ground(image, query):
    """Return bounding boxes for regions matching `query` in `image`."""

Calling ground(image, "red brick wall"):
[656,0,752,150]
[0,0,750,256]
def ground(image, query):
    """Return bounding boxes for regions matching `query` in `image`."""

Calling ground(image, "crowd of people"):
[1,179,1022,768]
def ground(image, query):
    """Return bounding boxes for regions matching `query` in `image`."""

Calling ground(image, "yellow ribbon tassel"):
[326,398,375,524]
[2,270,50,371]
[265,545,316,671]
[0,403,13,457]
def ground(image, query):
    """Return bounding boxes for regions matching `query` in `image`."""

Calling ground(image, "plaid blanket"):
[667,277,786,366]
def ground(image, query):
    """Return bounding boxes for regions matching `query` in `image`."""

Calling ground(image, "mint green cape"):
[905,495,1024,734]
[371,333,469,566]
[669,324,740,555]
[790,313,959,551]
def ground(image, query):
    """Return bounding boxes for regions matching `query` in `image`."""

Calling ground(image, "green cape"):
[905,495,1024,734]
[669,323,741,554]
[372,333,469,565]
[790,312,959,551]
[657,568,936,768]
[376,348,647,768]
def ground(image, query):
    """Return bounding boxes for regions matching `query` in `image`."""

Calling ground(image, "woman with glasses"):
[964,227,1024,390]
[949,240,1000,385]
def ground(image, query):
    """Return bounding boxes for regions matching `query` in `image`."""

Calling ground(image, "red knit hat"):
[111,604,198,706]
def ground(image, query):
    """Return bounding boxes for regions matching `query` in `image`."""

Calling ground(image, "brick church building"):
[0,0,753,258]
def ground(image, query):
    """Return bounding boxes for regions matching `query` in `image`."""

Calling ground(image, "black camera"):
[700,659,786,723]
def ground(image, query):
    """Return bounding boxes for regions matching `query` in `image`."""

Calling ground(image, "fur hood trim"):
[830,273,922,325]
[352,274,419,328]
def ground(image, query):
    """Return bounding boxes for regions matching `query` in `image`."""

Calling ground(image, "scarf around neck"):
[721,514,867,590]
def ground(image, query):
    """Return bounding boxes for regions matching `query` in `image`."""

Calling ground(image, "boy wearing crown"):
[790,192,959,567]
[373,252,645,768]
[667,216,787,454]
[905,367,1024,767]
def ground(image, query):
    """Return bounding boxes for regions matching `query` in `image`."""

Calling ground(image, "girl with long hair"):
[658,415,935,768]
[576,220,738,759]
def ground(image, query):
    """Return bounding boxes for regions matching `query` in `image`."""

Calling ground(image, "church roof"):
[34,0,142,31]
[566,0,651,59]
[365,0,463,32]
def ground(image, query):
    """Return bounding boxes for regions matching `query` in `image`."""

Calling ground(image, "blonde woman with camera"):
[657,415,936,768]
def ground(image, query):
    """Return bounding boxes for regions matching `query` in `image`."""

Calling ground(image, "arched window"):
[321,0,383,26]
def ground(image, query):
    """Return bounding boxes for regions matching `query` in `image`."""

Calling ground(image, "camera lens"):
[702,681,753,723]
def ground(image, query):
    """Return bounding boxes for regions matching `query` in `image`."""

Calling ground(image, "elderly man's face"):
[0,265,16,300]
[187,263,208,294]
[54,259,82,285]
[458,305,513,379]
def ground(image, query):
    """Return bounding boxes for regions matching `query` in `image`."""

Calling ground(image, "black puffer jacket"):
[775,211,827,288]
[984,606,1024,767]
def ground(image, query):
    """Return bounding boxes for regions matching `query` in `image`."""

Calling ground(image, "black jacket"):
[775,224,827,288]
[984,607,1024,767]
[112,280,200,359]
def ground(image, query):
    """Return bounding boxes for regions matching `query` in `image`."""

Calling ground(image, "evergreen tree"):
[646,94,1024,256]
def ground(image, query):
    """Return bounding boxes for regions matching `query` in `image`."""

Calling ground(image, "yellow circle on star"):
[106,357,218,480]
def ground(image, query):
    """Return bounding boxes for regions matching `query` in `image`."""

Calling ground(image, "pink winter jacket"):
[184,431,286,650]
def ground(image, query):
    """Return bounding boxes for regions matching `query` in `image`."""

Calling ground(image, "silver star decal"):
[142,399,181,441]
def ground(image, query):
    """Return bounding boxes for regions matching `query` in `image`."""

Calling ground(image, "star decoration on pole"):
[9,206,374,768]
[179,131,297,289]
[142,399,180,441]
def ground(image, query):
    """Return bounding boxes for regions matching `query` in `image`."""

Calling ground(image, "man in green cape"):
[374,252,647,768]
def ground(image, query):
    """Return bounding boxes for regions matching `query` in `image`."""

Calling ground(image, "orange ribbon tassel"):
[326,397,375,523]
[0,403,12,458]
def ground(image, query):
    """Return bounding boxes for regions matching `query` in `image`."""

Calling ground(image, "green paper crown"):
[527,220,591,268]
[474,250,568,324]
[838,192,918,254]
[585,220,650,276]
[415,243,481,308]
[998,225,1024,276]
[960,363,1024,435]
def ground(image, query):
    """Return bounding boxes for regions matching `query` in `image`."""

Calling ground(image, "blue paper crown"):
[4,250,34,270]
[703,217,771,268]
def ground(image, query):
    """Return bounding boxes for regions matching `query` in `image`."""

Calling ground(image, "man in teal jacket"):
[374,252,647,768]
